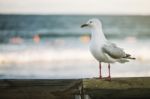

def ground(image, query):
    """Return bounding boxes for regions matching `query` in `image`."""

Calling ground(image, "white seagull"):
[81,18,135,81]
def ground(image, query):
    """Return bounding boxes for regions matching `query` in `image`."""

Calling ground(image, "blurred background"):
[0,0,150,79]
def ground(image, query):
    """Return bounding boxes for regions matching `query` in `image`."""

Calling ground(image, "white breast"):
[89,42,106,62]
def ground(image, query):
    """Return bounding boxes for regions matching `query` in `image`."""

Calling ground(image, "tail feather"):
[118,59,129,63]
[123,54,136,60]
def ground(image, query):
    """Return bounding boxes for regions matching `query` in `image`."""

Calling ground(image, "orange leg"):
[99,62,102,79]
[105,64,111,81]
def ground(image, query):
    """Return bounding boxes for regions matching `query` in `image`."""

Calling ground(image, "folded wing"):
[102,42,127,59]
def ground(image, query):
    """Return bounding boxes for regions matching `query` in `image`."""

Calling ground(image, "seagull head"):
[81,18,102,29]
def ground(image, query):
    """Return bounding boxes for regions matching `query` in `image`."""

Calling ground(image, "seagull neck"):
[91,27,107,42]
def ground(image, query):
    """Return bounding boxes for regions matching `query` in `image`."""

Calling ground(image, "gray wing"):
[102,42,126,59]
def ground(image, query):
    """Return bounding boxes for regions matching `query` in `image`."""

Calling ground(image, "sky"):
[0,0,150,15]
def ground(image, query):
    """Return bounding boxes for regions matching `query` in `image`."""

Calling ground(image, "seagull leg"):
[99,62,102,79]
[105,64,111,81]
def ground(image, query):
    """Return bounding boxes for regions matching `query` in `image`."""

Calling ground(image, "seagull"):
[81,18,135,81]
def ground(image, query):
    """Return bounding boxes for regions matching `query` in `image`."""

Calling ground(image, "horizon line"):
[0,13,150,16]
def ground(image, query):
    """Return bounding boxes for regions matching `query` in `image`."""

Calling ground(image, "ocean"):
[0,15,150,79]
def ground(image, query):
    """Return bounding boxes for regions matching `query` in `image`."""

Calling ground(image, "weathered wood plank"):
[0,79,82,99]
[0,77,150,99]
[83,77,150,99]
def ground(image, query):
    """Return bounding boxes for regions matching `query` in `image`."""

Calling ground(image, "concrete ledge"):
[0,77,150,99]
[83,77,150,99]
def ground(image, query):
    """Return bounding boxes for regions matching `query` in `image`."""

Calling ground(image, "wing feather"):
[102,42,126,59]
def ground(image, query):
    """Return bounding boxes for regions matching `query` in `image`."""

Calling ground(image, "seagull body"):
[81,18,135,80]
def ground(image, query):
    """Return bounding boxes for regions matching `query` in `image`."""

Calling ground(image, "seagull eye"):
[89,21,92,23]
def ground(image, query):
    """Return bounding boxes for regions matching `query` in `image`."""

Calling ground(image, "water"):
[0,15,150,79]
